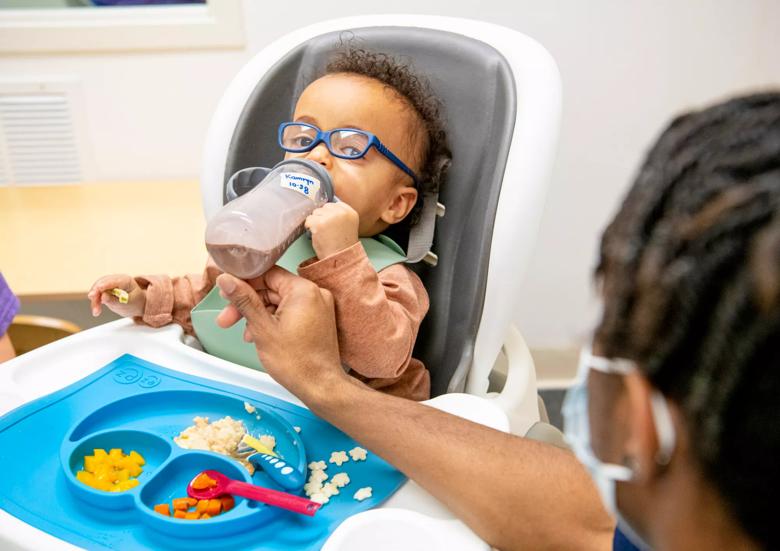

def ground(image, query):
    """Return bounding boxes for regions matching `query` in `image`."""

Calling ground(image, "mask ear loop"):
[649,392,676,466]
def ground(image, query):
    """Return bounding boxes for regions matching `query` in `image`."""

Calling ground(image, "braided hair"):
[595,92,780,549]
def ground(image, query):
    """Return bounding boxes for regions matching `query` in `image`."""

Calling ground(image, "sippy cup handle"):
[225,166,273,202]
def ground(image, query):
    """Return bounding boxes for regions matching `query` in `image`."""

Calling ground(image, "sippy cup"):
[205,158,334,279]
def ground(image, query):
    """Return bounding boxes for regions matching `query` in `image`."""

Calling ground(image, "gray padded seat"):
[225,27,516,396]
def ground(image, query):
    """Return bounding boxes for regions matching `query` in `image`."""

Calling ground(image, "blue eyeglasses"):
[278,122,419,188]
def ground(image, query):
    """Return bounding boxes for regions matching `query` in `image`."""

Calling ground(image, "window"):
[0,0,244,53]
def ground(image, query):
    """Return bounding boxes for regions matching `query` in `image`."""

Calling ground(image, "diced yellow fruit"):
[127,463,142,477]
[116,479,139,491]
[116,469,130,482]
[93,449,108,459]
[77,470,95,486]
[94,464,111,481]
[83,455,98,473]
[129,450,145,466]
[109,448,122,460]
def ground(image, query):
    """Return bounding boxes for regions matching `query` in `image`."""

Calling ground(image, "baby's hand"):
[88,274,146,318]
[305,202,359,260]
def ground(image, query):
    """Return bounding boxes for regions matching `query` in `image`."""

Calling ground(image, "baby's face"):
[286,73,421,236]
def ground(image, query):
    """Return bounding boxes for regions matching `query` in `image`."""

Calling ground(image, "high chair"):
[7,315,81,356]
[0,15,561,551]
[201,14,562,436]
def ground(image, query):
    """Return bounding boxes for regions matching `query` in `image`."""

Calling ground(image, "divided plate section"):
[137,452,274,537]
[62,429,172,510]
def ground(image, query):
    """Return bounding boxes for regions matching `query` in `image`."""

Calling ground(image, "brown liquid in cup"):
[206,229,304,279]
[206,243,280,280]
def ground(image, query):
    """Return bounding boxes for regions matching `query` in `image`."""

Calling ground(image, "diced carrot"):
[154,503,170,516]
[206,499,222,516]
[191,473,217,490]
[184,511,199,520]
[195,500,209,514]
[186,497,198,507]
[200,513,211,520]
[220,495,235,512]
[172,497,193,511]
[173,510,186,519]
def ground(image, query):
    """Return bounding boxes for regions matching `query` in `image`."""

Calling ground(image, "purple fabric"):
[0,272,20,337]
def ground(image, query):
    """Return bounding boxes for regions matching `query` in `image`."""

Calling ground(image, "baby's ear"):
[381,185,418,225]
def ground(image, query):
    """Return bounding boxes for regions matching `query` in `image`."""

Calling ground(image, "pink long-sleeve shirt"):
[134,242,431,401]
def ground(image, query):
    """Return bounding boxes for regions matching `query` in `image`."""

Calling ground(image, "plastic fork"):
[235,435,306,490]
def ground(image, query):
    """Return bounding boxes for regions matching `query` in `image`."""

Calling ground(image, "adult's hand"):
[214,267,348,404]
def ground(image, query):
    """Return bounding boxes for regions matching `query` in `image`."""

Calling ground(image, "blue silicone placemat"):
[0,354,405,550]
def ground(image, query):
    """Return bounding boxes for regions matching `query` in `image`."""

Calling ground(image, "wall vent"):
[0,79,90,186]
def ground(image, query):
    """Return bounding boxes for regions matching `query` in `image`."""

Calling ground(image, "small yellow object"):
[83,455,98,473]
[76,448,144,492]
[111,288,129,304]
[129,450,146,466]
[241,434,277,458]
[77,471,95,485]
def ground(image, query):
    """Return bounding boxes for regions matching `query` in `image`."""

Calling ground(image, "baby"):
[88,48,450,401]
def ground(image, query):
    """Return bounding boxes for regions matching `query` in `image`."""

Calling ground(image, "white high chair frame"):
[0,16,560,551]
[201,14,562,436]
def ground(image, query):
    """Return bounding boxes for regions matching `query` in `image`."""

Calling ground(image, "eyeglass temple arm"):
[374,140,420,188]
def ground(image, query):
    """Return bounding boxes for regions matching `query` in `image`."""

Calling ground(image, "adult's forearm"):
[308,378,615,551]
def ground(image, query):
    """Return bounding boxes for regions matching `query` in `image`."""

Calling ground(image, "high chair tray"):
[0,320,507,550]
[0,352,405,550]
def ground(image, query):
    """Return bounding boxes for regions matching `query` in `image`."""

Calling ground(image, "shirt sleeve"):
[297,242,429,379]
[0,272,20,337]
[133,258,222,335]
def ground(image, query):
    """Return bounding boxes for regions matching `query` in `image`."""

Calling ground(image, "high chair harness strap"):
[405,191,445,267]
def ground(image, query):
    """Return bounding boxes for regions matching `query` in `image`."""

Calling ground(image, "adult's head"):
[583,92,780,549]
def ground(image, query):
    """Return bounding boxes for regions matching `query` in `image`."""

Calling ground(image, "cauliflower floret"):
[329,451,349,466]
[308,460,327,471]
[353,487,373,501]
[309,470,328,484]
[348,447,368,461]
[330,472,350,488]
[310,492,329,505]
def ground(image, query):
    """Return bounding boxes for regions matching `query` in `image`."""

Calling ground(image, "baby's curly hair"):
[324,47,452,223]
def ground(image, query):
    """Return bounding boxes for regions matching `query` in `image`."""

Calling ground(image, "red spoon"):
[187,469,321,516]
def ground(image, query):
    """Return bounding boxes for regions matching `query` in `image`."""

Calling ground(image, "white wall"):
[2,0,778,349]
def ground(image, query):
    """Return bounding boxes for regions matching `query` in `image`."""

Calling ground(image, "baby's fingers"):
[88,275,135,316]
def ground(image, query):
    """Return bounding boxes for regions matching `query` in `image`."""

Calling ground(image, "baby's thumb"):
[216,274,272,333]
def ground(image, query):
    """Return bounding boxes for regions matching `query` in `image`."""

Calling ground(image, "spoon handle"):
[224,480,321,516]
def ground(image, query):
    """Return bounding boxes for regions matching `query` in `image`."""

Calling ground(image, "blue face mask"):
[562,348,676,550]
